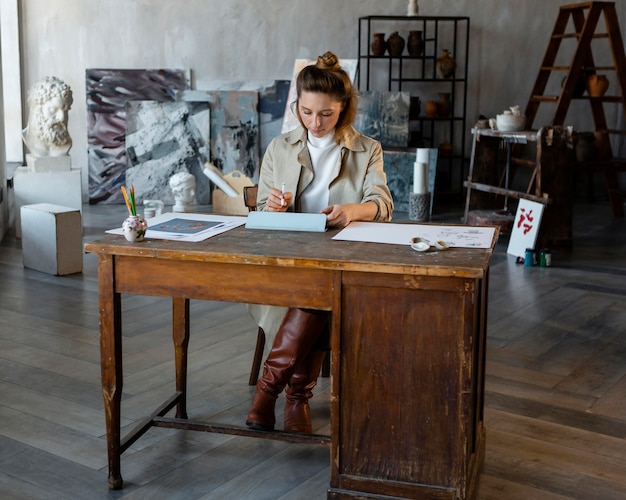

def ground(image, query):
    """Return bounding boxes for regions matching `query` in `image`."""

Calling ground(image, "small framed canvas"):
[507,198,545,258]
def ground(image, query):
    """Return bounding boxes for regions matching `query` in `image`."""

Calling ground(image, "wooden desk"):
[85,224,497,499]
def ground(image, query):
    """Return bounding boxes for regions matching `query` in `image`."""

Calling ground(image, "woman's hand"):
[265,187,293,212]
[321,201,378,228]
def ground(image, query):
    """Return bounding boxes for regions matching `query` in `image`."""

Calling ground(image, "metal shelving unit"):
[358,15,470,199]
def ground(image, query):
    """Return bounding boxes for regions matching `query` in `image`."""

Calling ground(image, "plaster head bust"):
[22,76,73,157]
[169,171,196,212]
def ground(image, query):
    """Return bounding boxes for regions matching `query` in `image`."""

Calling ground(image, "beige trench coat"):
[249,125,394,352]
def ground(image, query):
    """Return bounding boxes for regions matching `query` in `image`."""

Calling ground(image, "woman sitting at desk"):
[246,51,393,434]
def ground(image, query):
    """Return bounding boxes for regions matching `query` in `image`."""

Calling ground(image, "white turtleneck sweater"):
[299,130,341,214]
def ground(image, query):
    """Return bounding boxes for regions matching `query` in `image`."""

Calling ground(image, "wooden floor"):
[1,201,626,499]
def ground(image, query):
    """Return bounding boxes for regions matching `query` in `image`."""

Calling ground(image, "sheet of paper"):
[333,222,496,249]
[106,212,247,242]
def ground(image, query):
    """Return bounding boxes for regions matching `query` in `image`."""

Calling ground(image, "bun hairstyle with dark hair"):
[316,51,342,72]
[295,51,359,140]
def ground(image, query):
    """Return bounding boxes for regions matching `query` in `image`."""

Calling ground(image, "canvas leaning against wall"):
[191,80,290,157]
[86,68,190,204]
[176,90,260,181]
[355,91,410,147]
[124,100,211,205]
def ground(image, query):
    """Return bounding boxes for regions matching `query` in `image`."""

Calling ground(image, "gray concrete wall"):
[16,0,626,201]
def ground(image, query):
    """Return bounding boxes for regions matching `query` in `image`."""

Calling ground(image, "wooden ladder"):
[524,1,626,216]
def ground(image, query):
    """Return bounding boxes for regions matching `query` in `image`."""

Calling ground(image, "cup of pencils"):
[121,185,148,242]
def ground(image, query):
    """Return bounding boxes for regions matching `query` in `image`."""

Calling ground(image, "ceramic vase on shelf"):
[437,92,452,118]
[122,215,148,242]
[407,30,424,57]
[586,74,609,97]
[407,0,419,16]
[425,100,438,118]
[371,33,387,56]
[436,49,457,78]
[386,32,405,57]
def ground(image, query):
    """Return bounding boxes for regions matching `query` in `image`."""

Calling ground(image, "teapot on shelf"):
[489,105,526,132]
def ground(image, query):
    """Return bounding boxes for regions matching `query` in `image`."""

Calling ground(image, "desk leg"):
[99,255,124,490]
[173,297,190,419]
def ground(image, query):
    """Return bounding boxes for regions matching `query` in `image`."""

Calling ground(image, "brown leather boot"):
[246,308,329,431]
[284,350,327,433]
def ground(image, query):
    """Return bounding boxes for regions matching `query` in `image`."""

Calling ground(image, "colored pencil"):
[121,186,134,216]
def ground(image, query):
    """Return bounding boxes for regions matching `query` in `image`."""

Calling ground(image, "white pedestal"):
[21,203,83,275]
[13,166,82,238]
[25,154,72,172]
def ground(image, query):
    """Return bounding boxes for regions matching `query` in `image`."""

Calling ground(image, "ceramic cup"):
[122,215,148,242]
[409,192,431,222]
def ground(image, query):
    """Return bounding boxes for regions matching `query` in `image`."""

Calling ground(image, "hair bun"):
[316,51,341,71]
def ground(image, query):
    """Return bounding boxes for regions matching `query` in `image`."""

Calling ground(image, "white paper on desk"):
[333,222,496,249]
[106,212,247,242]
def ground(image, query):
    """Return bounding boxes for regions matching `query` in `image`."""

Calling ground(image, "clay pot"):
[437,92,452,118]
[371,33,387,57]
[436,49,457,79]
[425,100,438,118]
[386,32,405,57]
[407,30,424,57]
[586,74,609,97]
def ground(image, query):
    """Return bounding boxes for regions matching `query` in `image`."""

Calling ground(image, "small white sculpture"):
[22,76,73,158]
[407,0,419,16]
[169,171,196,212]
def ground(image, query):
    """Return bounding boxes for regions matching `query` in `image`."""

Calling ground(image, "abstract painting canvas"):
[507,198,545,258]
[188,80,290,158]
[86,69,190,204]
[355,91,410,148]
[125,100,211,205]
[281,59,358,133]
[383,149,416,213]
[176,90,260,181]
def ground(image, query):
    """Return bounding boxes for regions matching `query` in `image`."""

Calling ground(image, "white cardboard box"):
[21,203,83,275]
[211,170,255,215]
